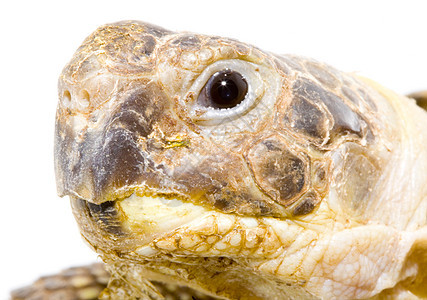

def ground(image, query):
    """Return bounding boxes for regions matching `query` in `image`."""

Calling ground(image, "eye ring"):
[187,59,265,125]
[199,69,248,109]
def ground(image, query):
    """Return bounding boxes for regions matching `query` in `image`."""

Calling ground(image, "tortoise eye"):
[188,59,269,125]
[198,70,248,109]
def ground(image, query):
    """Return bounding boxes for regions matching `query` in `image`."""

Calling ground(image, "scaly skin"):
[11,264,109,300]
[14,21,427,299]
[11,263,216,300]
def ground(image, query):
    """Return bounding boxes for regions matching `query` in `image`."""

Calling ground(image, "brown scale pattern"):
[11,264,109,300]
[11,263,218,300]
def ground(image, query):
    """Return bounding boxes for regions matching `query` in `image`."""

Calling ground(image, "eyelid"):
[187,59,265,125]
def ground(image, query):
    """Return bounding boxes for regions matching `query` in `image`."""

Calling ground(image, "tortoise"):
[12,20,427,299]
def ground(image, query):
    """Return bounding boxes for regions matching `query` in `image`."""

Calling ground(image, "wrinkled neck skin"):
[56,21,427,299]
[357,79,427,231]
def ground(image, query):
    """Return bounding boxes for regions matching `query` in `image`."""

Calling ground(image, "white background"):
[1,0,426,298]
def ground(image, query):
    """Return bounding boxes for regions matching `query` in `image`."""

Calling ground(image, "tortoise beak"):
[54,81,168,204]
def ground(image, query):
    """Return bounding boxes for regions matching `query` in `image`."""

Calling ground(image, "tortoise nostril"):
[79,90,91,108]
[62,90,72,106]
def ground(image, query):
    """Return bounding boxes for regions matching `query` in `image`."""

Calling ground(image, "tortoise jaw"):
[117,193,209,238]
[70,193,211,252]
[72,198,126,239]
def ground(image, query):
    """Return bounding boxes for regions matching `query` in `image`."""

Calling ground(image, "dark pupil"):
[206,70,248,108]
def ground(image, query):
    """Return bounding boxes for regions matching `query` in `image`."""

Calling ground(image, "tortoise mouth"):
[73,193,210,246]
[116,193,209,239]
[77,198,125,236]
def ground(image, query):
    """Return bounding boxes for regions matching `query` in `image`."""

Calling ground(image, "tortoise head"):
[55,21,427,299]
